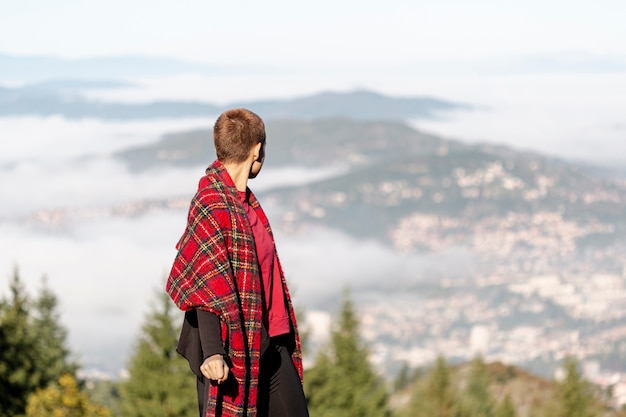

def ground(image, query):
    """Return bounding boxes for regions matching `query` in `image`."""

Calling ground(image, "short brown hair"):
[214,108,265,163]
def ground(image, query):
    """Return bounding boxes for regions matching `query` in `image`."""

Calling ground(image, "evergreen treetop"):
[0,267,77,417]
[120,289,197,417]
[305,288,390,417]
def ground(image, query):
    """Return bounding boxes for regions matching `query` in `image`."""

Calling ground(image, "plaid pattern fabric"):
[166,160,303,417]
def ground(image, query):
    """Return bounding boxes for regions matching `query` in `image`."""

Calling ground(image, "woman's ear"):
[253,141,263,162]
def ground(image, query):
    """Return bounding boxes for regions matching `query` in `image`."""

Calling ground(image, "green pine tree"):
[305,289,390,417]
[296,303,311,357]
[305,350,337,415]
[0,267,38,417]
[407,356,460,417]
[459,356,496,417]
[1,268,78,417]
[119,289,197,417]
[495,394,517,417]
[31,276,78,388]
[393,362,411,392]
[550,357,598,417]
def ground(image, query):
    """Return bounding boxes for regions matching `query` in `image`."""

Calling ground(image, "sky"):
[1,0,626,70]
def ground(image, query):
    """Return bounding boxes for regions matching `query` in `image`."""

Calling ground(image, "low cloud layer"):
[0,116,213,163]
[0,209,475,374]
[276,227,476,310]
[410,73,626,165]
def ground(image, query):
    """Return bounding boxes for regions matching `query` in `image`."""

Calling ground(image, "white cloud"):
[0,116,213,217]
[0,210,475,374]
[276,227,476,310]
[0,157,198,217]
[409,73,626,164]
[0,212,184,372]
[0,116,213,163]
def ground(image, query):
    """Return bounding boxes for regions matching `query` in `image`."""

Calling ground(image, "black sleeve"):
[196,309,227,359]
[196,310,271,359]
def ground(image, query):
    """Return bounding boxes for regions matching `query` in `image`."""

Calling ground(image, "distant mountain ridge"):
[229,90,465,119]
[0,85,467,120]
[115,118,447,171]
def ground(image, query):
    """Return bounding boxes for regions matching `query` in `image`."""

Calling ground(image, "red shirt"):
[239,190,290,337]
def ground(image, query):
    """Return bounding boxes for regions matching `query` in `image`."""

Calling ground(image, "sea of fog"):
[1,71,625,376]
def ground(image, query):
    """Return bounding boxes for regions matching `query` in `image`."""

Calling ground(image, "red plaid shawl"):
[166,160,303,417]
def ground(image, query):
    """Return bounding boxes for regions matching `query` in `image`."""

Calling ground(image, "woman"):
[166,108,309,417]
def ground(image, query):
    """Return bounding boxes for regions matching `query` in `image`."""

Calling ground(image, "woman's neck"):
[222,161,250,192]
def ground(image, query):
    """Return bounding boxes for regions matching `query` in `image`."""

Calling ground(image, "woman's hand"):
[200,354,230,384]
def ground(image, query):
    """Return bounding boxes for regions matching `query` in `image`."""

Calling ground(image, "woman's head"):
[214,108,266,164]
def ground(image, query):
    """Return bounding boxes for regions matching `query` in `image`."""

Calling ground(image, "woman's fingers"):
[200,354,230,383]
